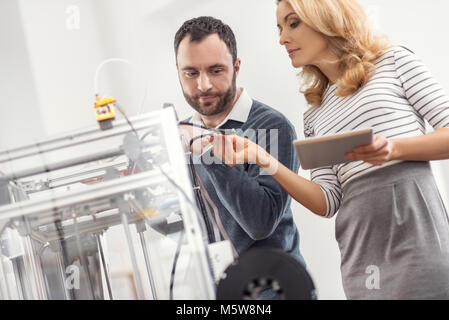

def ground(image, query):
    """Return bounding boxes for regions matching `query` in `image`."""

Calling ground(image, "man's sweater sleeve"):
[198,121,299,241]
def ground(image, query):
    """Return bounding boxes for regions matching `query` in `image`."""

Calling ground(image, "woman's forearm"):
[392,128,449,161]
[257,152,327,216]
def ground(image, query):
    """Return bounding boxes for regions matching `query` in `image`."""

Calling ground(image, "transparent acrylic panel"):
[0,109,215,300]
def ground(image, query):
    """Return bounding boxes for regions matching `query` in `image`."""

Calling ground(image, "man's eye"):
[211,69,223,74]
[185,71,198,78]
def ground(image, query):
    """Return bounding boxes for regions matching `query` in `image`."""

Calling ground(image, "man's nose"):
[197,73,212,92]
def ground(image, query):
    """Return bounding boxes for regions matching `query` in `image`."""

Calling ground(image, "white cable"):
[93,58,134,97]
[138,78,152,115]
[93,58,153,115]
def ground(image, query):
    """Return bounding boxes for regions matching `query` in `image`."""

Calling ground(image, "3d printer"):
[0,108,217,300]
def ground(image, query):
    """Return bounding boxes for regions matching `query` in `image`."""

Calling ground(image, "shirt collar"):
[191,88,253,128]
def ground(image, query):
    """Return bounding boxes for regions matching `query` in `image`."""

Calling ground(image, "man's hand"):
[344,135,395,166]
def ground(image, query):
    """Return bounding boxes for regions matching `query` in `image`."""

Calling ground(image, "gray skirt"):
[336,161,449,300]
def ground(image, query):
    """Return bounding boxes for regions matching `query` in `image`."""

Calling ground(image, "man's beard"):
[183,72,237,117]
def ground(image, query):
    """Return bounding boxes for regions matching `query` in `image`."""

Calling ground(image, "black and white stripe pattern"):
[303,46,449,218]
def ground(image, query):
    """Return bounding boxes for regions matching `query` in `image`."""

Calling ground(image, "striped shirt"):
[303,46,449,218]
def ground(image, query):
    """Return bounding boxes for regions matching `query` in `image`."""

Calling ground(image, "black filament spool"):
[216,248,316,300]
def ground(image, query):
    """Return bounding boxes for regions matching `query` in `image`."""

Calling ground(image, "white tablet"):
[294,128,374,170]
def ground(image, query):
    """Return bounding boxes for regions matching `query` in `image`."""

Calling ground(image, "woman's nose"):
[279,30,290,46]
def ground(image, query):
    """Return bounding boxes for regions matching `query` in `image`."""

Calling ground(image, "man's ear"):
[234,58,241,74]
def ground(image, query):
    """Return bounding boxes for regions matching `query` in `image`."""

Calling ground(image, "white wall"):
[2,0,449,299]
[0,0,44,148]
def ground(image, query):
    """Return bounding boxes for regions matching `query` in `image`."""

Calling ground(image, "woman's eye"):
[290,21,299,28]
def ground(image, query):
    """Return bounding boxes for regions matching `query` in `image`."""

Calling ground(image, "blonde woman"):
[211,0,449,299]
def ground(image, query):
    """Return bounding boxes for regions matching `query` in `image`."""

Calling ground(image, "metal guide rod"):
[138,230,158,300]
[28,208,174,244]
[0,255,11,299]
[54,218,76,300]
[55,251,71,300]
[0,111,162,162]
[121,212,145,300]
[96,234,113,300]
[22,234,48,299]
[45,158,128,185]
[0,170,166,221]
[0,148,124,183]
[73,215,96,300]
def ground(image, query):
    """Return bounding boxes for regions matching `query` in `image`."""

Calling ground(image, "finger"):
[353,136,388,154]
[190,137,205,154]
[234,135,244,153]
[201,135,212,148]
[231,135,243,163]
[224,135,235,165]
[212,133,225,160]
[229,135,239,165]
[345,150,389,161]
[364,158,388,166]
[234,136,248,163]
[230,136,238,165]
[346,142,391,160]
[345,152,390,164]
[219,135,228,164]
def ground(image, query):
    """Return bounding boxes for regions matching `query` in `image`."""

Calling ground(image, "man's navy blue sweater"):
[192,100,303,264]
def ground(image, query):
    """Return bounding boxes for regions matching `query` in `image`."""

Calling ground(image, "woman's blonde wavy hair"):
[278,0,391,107]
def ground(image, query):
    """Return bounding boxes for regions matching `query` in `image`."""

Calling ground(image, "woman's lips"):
[288,48,301,57]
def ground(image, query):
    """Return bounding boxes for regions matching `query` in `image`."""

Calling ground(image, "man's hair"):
[174,16,237,64]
